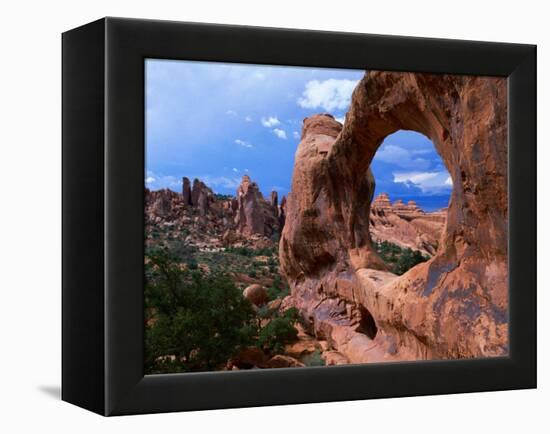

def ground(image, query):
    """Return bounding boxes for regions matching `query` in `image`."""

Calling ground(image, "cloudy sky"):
[145,59,451,211]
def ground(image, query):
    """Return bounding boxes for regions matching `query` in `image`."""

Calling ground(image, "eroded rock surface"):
[280,72,508,362]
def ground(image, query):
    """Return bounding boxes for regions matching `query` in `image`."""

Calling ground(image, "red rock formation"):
[146,175,283,252]
[182,177,192,205]
[370,193,446,256]
[270,190,278,208]
[279,195,287,227]
[234,175,265,235]
[372,192,392,211]
[234,175,281,237]
[280,71,508,362]
[191,178,213,215]
[146,188,181,219]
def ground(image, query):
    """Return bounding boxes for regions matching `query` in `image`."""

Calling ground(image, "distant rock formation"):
[190,179,210,210]
[145,175,285,250]
[234,175,266,236]
[270,190,278,208]
[182,177,192,205]
[146,188,181,219]
[280,71,508,363]
[234,175,281,238]
[370,193,446,256]
[279,195,287,227]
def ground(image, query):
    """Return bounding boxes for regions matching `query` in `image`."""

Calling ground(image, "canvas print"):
[144,59,508,374]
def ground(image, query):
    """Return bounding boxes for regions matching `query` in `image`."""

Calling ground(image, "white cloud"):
[261,116,281,127]
[298,79,359,111]
[335,116,345,124]
[201,176,241,190]
[393,171,453,194]
[144,171,180,190]
[410,148,434,155]
[375,144,431,170]
[226,110,237,116]
[273,128,287,139]
[235,139,253,148]
[293,131,300,139]
[232,167,239,172]
[245,116,253,122]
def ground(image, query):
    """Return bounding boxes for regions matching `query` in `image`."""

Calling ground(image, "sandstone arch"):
[280,71,508,362]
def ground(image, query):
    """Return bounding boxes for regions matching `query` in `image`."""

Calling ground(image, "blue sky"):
[145,59,451,211]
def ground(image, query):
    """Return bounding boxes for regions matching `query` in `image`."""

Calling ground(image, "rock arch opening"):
[356,305,378,339]
[368,130,452,273]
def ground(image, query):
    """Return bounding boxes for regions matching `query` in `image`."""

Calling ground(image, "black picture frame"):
[62,17,536,416]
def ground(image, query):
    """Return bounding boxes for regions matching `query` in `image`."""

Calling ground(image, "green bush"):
[226,246,276,257]
[266,280,290,301]
[257,308,299,354]
[375,241,428,275]
[145,245,302,373]
[145,247,256,373]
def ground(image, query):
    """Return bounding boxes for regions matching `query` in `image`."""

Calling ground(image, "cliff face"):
[279,72,508,362]
[370,193,447,256]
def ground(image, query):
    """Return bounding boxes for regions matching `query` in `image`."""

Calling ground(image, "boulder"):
[243,284,268,306]
[227,346,268,369]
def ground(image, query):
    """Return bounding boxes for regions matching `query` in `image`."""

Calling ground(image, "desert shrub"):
[266,276,290,301]
[145,246,304,373]
[227,246,277,257]
[376,241,428,275]
[226,246,255,257]
[164,238,197,263]
[257,309,299,354]
[214,193,233,201]
[145,247,256,373]
[392,248,428,275]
